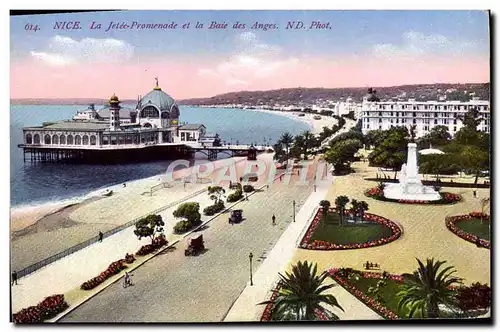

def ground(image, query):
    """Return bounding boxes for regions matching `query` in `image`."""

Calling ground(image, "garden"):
[446,212,490,248]
[13,294,69,324]
[300,197,401,250]
[328,261,491,320]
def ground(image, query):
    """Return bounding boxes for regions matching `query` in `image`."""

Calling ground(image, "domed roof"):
[138,80,176,112]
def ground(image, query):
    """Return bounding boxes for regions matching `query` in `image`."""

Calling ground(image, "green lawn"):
[345,276,419,318]
[309,212,393,245]
[455,218,490,241]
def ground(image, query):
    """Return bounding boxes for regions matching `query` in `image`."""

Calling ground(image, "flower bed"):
[327,268,402,320]
[299,208,402,250]
[13,294,68,324]
[136,234,169,256]
[365,187,462,205]
[80,259,127,290]
[446,213,490,249]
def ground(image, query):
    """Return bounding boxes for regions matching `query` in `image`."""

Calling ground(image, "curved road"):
[61,182,313,322]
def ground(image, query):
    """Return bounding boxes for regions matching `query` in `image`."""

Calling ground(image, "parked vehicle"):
[228,209,243,224]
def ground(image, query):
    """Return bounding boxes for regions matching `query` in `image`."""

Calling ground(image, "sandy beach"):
[248,108,338,134]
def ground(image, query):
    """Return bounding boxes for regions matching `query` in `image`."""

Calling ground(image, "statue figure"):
[408,125,417,142]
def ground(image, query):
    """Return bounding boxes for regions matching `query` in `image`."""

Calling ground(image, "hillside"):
[179,83,490,106]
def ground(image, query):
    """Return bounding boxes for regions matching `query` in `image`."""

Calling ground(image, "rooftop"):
[179,124,205,130]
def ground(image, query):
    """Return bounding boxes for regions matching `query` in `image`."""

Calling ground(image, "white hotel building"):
[360,98,490,138]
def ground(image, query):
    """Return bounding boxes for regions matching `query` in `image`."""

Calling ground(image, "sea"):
[10,105,309,208]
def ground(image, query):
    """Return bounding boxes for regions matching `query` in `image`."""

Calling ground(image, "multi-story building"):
[360,98,490,138]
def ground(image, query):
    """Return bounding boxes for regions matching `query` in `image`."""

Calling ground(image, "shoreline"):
[238,108,337,135]
[10,156,252,234]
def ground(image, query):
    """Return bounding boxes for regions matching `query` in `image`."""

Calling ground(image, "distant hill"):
[178,83,490,106]
[11,83,490,106]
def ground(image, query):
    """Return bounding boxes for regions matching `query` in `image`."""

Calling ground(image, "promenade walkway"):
[224,177,382,321]
[11,190,214,312]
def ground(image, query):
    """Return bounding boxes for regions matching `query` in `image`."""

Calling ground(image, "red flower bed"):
[365,187,462,205]
[299,208,402,250]
[80,259,127,290]
[136,234,168,256]
[445,214,490,249]
[13,294,68,324]
[327,268,402,320]
[260,284,331,321]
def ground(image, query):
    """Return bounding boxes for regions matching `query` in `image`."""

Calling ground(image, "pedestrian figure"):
[272,214,276,226]
[365,261,370,270]
[314,184,316,192]
[473,190,477,198]
[11,271,18,286]
[98,231,103,242]
[229,180,232,188]
[123,272,132,288]
[123,183,126,188]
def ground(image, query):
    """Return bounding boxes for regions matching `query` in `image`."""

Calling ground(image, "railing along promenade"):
[16,187,208,279]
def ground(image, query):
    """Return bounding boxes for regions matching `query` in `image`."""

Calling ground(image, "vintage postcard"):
[10,9,491,323]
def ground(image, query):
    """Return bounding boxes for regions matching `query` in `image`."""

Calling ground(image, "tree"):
[259,261,344,321]
[356,201,369,223]
[397,258,463,318]
[350,199,359,223]
[295,131,316,160]
[279,132,294,154]
[133,214,165,244]
[319,200,331,222]
[417,125,452,149]
[368,126,409,179]
[173,202,201,223]
[334,195,349,226]
[457,145,489,184]
[324,139,362,175]
[208,185,225,205]
[329,130,364,147]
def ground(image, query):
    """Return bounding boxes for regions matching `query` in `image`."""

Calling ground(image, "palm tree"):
[334,195,350,226]
[259,261,344,321]
[397,258,463,318]
[350,199,359,223]
[357,201,369,223]
[319,200,331,222]
[279,132,294,153]
[301,130,315,160]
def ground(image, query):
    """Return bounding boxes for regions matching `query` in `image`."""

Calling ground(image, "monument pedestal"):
[383,143,441,201]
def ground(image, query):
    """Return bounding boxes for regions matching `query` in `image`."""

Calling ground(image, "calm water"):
[10,105,309,207]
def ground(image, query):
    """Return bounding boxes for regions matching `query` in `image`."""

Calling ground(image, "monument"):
[383,143,441,201]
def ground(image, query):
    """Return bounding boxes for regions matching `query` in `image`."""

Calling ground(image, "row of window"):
[365,111,489,118]
[372,104,489,111]
[26,133,97,145]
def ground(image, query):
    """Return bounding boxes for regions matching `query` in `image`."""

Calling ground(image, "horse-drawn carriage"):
[185,235,205,256]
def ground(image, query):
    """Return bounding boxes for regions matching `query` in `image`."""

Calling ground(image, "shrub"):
[227,190,243,202]
[124,253,136,264]
[13,294,69,324]
[203,200,225,216]
[173,218,202,234]
[243,185,254,193]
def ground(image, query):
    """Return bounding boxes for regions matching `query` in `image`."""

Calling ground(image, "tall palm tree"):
[397,258,463,318]
[259,261,344,321]
[279,132,294,152]
[319,200,331,222]
[301,130,315,160]
[334,195,350,226]
[357,201,369,223]
[350,199,359,223]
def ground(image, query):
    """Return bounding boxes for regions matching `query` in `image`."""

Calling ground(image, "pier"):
[18,143,267,164]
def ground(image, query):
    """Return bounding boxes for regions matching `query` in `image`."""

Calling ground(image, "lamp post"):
[293,200,296,222]
[249,252,254,286]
